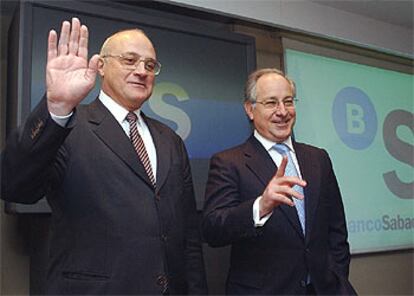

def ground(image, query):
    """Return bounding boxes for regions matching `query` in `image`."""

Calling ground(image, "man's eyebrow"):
[260,95,294,101]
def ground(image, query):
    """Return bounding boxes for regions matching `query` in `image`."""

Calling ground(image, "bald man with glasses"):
[1,18,207,295]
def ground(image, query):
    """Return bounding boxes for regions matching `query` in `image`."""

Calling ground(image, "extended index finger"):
[275,155,288,178]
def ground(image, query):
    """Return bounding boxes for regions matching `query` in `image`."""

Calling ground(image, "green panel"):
[286,49,414,253]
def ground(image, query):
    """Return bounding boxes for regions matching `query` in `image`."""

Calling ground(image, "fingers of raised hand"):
[56,18,83,56]
[78,25,89,60]
[263,187,295,208]
[278,176,307,189]
[275,156,288,178]
[58,20,70,55]
[47,30,58,62]
[275,191,296,207]
[68,17,81,55]
[265,177,306,207]
[283,185,304,201]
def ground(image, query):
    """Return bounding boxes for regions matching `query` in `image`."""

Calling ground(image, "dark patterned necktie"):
[126,112,156,188]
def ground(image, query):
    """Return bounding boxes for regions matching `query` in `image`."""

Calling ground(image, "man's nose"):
[274,102,288,115]
[132,60,147,75]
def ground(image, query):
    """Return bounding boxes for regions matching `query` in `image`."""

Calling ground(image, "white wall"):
[165,0,413,58]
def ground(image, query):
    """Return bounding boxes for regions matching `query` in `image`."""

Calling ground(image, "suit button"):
[300,280,306,287]
[305,248,310,254]
[161,234,168,242]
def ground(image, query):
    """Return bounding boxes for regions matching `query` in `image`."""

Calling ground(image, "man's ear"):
[97,58,105,76]
[244,101,254,121]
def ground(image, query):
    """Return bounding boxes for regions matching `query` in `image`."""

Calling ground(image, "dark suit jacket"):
[1,97,207,295]
[202,135,355,295]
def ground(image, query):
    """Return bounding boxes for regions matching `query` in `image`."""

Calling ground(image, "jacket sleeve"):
[1,96,73,204]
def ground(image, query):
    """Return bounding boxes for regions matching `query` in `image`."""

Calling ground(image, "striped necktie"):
[126,112,156,188]
[273,143,305,234]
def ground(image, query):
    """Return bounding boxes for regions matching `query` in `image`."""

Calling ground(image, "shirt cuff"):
[253,195,273,227]
[50,111,73,127]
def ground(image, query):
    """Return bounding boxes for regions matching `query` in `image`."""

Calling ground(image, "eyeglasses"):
[102,53,161,75]
[255,97,298,109]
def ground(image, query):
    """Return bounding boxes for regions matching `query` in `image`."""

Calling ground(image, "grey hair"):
[244,68,296,103]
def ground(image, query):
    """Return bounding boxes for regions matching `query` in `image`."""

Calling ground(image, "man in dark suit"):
[202,68,356,295]
[1,18,207,295]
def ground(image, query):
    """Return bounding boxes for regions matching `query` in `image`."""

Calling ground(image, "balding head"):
[100,29,153,56]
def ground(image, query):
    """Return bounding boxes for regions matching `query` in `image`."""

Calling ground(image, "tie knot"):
[126,112,138,124]
[273,143,290,155]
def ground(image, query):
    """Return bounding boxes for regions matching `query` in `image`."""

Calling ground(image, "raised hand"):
[259,156,307,218]
[46,17,100,116]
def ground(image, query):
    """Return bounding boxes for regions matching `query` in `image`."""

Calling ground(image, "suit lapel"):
[294,142,320,243]
[87,99,154,189]
[244,136,304,237]
[244,136,275,187]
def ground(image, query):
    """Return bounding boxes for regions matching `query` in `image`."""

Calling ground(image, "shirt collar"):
[99,90,143,125]
[253,130,294,152]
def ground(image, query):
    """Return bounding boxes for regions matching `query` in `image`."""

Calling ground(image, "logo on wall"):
[332,86,413,199]
[332,86,378,150]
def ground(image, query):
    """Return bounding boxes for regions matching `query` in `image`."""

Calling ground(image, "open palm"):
[46,18,100,116]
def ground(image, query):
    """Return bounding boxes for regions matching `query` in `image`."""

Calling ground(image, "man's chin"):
[272,130,292,141]
[128,92,149,101]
